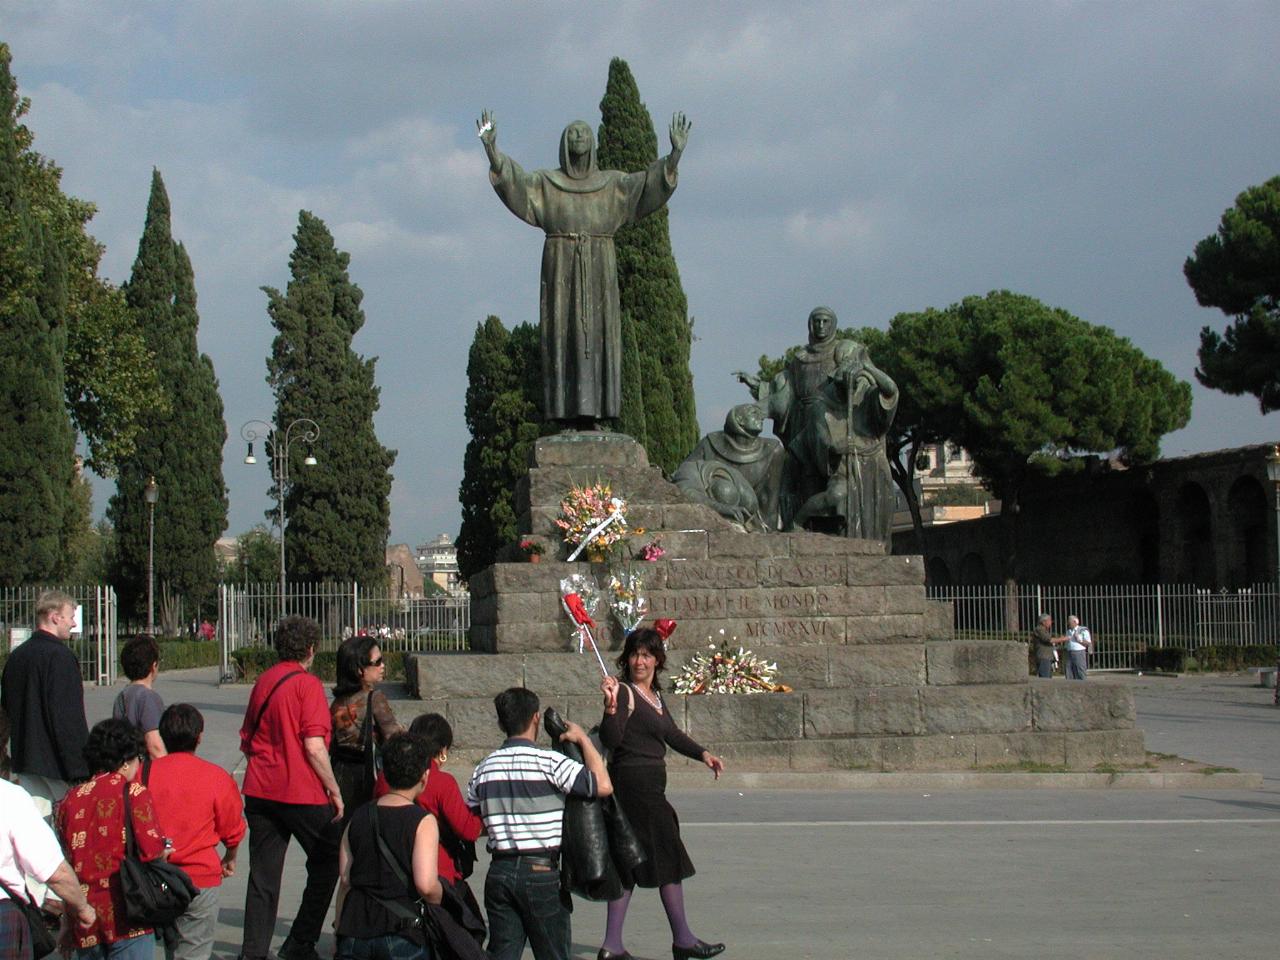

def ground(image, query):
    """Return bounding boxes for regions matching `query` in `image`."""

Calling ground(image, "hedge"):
[1141,643,1278,672]
[228,646,408,685]
[156,639,221,671]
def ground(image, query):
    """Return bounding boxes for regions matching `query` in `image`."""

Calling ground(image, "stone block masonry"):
[446,432,1144,771]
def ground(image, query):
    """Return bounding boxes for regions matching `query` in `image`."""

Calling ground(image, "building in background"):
[894,442,1280,589]
[385,544,427,600]
[891,442,996,533]
[415,534,465,595]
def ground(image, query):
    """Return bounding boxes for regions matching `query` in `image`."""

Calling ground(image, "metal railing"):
[218,582,471,678]
[928,582,1280,670]
[0,585,118,684]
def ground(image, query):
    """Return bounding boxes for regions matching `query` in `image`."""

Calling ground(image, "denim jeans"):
[334,934,428,960]
[484,857,570,960]
[76,934,157,960]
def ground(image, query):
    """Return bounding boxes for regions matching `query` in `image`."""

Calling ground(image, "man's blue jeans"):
[484,856,570,960]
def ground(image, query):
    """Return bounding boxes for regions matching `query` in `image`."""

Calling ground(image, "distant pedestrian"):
[1063,615,1093,680]
[238,616,343,960]
[148,704,246,960]
[0,590,90,812]
[1030,613,1064,679]
[113,634,167,760]
[467,688,612,960]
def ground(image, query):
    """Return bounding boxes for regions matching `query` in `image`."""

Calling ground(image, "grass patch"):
[1199,765,1239,775]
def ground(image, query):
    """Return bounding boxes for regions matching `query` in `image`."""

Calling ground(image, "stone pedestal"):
[419,433,1143,771]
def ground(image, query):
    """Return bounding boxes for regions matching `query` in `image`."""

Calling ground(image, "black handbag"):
[0,879,57,959]
[543,707,647,902]
[118,781,198,927]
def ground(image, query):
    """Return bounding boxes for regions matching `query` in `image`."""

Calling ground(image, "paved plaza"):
[82,669,1280,960]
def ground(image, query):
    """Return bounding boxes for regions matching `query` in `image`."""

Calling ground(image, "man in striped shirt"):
[467,687,612,960]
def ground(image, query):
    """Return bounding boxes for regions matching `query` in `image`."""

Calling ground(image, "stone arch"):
[926,556,952,587]
[1175,481,1215,585]
[959,552,989,585]
[1226,475,1267,586]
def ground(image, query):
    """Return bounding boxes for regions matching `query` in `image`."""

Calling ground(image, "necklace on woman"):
[632,682,662,714]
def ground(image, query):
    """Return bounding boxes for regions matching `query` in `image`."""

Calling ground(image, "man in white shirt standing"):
[1064,614,1093,680]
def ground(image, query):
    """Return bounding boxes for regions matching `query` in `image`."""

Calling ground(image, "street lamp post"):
[1267,446,1280,584]
[241,418,320,620]
[143,476,158,633]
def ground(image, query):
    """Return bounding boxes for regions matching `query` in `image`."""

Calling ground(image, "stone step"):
[395,670,1135,753]
[406,642,1025,701]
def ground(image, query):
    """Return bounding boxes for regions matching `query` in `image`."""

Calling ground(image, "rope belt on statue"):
[546,233,611,357]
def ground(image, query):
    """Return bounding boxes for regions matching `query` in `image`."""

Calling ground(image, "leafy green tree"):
[0,45,76,583]
[897,292,1191,623]
[108,170,228,616]
[264,211,395,586]
[222,525,280,584]
[1185,176,1280,411]
[456,316,544,581]
[597,57,698,471]
[7,47,166,477]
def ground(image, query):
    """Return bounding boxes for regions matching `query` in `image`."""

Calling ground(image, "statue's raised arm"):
[669,112,691,168]
[476,110,501,172]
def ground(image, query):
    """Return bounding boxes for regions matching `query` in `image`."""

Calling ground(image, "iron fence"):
[928,582,1280,670]
[218,582,471,679]
[0,585,119,684]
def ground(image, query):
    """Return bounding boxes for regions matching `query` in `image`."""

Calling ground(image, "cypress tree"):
[0,45,75,583]
[597,57,698,472]
[108,170,228,616]
[456,316,545,582]
[264,211,395,586]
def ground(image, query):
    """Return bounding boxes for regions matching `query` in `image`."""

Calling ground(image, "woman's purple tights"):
[602,883,698,953]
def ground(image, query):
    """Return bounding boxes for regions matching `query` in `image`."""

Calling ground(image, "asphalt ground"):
[80,669,1280,960]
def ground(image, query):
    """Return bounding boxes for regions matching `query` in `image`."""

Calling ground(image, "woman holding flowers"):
[597,628,726,960]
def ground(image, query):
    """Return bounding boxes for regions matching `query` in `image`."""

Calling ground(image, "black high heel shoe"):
[672,940,725,960]
[597,950,633,960]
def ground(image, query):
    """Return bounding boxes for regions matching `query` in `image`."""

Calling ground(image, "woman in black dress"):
[596,628,726,960]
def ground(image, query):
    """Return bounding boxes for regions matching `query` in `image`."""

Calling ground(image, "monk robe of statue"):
[478,110,690,429]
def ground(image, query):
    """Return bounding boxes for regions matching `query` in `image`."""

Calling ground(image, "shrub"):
[228,645,406,684]
[157,639,221,671]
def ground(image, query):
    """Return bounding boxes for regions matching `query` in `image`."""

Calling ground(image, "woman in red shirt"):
[56,718,168,960]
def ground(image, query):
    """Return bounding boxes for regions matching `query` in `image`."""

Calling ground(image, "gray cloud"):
[5,1,1279,546]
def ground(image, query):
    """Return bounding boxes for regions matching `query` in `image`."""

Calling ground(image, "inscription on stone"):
[743,619,839,641]
[648,591,726,617]
[758,559,845,586]
[664,561,758,589]
[726,588,831,615]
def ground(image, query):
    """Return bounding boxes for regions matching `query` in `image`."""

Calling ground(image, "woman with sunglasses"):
[330,635,404,814]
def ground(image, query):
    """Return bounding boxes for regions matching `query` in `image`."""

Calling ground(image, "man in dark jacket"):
[0,590,90,812]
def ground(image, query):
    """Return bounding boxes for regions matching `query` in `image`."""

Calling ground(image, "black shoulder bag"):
[0,878,57,959]
[367,803,428,934]
[118,781,198,927]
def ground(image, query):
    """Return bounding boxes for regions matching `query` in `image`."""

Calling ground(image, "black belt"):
[491,851,558,867]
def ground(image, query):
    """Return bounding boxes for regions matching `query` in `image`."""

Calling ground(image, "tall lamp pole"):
[143,476,158,633]
[1267,446,1280,584]
[241,418,320,620]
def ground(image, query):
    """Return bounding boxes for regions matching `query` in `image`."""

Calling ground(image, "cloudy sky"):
[6,1,1279,547]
